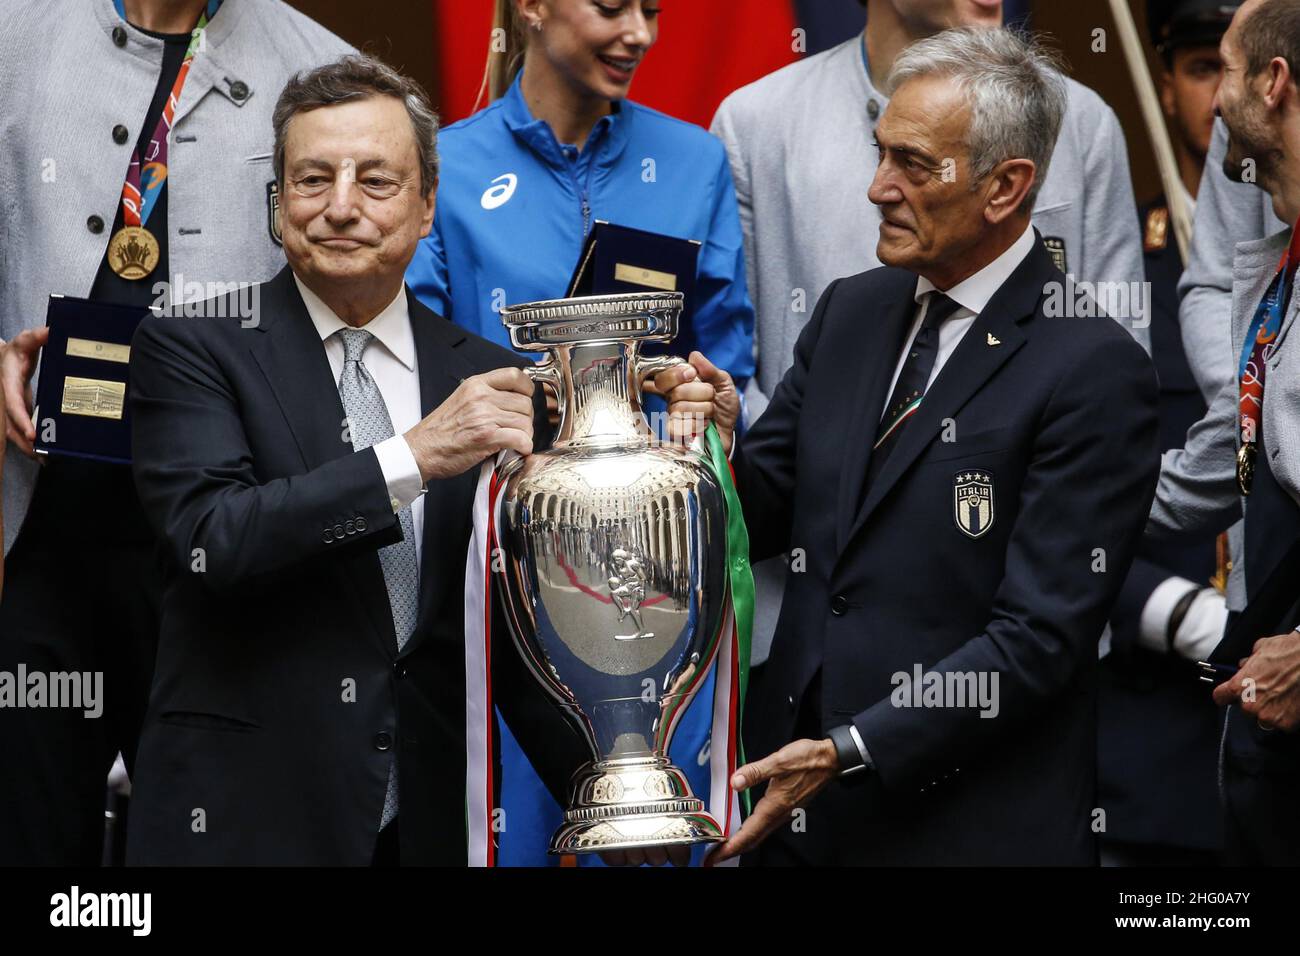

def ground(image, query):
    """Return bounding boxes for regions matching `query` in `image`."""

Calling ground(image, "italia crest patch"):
[954,471,995,539]
[267,181,282,246]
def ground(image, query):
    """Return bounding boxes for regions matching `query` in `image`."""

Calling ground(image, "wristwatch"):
[827,724,869,777]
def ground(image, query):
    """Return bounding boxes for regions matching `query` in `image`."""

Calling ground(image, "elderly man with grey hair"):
[658,28,1160,865]
[121,54,602,866]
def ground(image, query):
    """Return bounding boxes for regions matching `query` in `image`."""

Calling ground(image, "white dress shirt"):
[294,275,426,566]
[881,223,1039,413]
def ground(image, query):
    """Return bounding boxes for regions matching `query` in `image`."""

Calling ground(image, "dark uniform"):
[1097,0,1239,865]
[1098,197,1223,863]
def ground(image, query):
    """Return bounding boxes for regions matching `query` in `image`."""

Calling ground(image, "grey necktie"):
[335,327,419,830]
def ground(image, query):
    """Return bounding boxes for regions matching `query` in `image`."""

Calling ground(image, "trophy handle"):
[523,359,566,434]
[634,353,687,383]
[633,354,706,453]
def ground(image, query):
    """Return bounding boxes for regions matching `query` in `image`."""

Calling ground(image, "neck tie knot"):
[923,293,963,332]
[337,328,374,365]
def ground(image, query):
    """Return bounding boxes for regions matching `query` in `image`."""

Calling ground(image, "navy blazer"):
[125,267,583,865]
[734,234,1161,865]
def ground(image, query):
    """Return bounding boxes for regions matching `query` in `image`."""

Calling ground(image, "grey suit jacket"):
[0,0,353,554]
[1178,119,1287,405]
[1150,229,1300,609]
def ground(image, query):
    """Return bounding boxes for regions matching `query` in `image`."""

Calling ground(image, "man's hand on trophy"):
[403,367,535,482]
[1,327,50,459]
[647,351,740,453]
[703,738,839,866]
[599,844,691,867]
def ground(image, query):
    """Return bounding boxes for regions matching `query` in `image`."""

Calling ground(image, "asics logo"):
[481,173,518,210]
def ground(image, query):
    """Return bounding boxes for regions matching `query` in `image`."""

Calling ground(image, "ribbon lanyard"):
[1236,220,1300,494]
[112,0,222,230]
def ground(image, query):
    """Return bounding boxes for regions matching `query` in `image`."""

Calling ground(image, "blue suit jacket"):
[735,235,1160,864]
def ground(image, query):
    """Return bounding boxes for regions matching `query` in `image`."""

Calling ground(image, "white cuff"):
[1137,577,1198,654]
[848,724,874,769]
[1172,588,1230,662]
[373,435,424,513]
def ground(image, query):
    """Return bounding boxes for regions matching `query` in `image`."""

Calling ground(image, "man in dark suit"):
[125,55,586,865]
[668,28,1160,865]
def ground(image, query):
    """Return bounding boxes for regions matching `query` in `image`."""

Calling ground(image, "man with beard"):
[1148,0,1300,865]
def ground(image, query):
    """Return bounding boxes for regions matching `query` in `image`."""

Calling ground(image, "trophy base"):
[549,758,725,855]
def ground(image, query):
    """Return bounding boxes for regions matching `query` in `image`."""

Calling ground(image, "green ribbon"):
[703,423,754,815]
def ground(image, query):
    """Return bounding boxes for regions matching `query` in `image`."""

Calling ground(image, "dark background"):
[286,0,1177,206]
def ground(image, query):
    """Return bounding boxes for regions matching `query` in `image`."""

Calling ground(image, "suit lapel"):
[843,241,1052,551]
[1230,232,1289,357]
[249,269,351,471]
[247,268,394,657]
[835,277,917,554]
[405,292,476,649]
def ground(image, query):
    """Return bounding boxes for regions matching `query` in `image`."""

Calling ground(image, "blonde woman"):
[408,0,756,866]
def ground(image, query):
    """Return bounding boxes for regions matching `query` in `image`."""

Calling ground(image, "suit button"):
[355,517,367,532]
[322,528,334,543]
[112,124,129,145]
[112,25,127,46]
[395,664,408,680]
[831,595,848,616]
[787,694,796,711]
[333,524,345,539]
[345,520,356,535]
[374,732,392,752]
[87,215,105,234]
[229,80,249,101]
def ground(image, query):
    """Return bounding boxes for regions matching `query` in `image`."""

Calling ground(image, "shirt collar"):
[858,32,886,106]
[914,222,1038,314]
[293,274,415,371]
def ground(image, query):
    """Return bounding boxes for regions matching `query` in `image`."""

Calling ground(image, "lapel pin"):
[987,333,1001,346]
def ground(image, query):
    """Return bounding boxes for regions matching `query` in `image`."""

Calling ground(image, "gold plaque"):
[107,226,160,280]
[614,262,677,292]
[61,376,126,420]
[67,337,130,364]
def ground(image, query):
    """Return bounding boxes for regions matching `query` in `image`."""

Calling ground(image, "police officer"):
[1097,0,1240,867]
[0,0,352,865]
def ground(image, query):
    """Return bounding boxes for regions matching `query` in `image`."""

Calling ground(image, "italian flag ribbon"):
[463,425,753,866]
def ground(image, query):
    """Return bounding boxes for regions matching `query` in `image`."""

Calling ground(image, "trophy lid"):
[500,292,683,350]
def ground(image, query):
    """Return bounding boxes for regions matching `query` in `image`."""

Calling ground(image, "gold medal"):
[107,226,160,280]
[1237,443,1257,497]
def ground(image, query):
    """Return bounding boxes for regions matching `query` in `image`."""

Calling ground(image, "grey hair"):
[273,54,440,196]
[887,28,1068,211]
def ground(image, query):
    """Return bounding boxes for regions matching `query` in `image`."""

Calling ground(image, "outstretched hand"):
[704,738,839,866]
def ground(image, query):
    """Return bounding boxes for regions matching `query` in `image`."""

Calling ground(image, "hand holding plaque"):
[31,295,154,465]
[1,325,50,459]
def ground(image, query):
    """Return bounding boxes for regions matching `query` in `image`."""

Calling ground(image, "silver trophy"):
[494,292,729,854]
